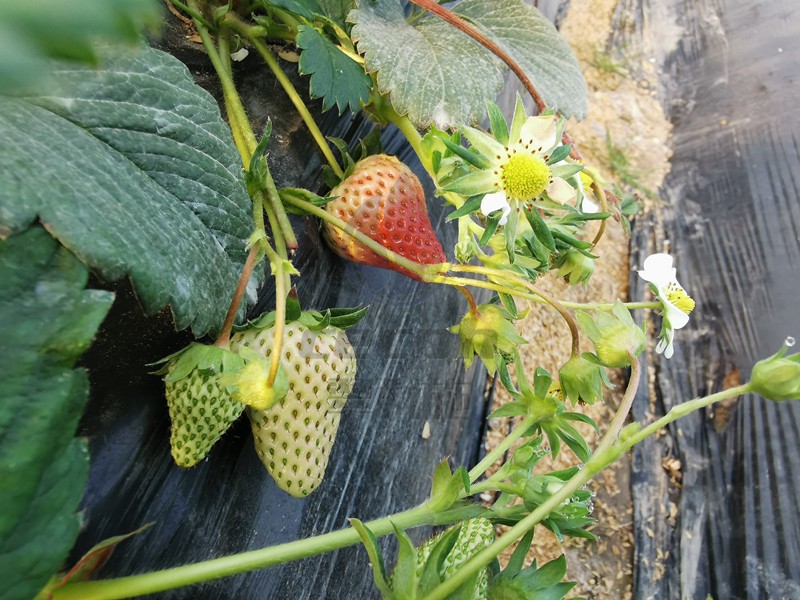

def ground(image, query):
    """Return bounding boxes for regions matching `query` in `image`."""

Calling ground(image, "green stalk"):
[446,264,660,311]
[53,503,470,600]
[425,380,751,599]
[467,416,536,483]
[225,15,344,180]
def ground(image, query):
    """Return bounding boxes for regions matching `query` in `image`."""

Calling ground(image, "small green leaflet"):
[297,25,371,113]
[350,0,503,129]
[0,45,258,336]
[0,228,114,600]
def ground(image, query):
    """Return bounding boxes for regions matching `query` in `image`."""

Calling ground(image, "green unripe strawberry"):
[230,318,358,497]
[156,343,247,468]
[417,518,495,599]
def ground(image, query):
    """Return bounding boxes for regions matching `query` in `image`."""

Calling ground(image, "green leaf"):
[0,45,258,336]
[350,0,503,129]
[452,0,587,119]
[0,0,160,94]
[296,25,371,113]
[487,102,509,146]
[524,209,556,252]
[390,523,419,598]
[0,228,114,600]
[546,144,572,165]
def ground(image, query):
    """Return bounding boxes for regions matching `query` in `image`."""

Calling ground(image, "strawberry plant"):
[0,1,798,599]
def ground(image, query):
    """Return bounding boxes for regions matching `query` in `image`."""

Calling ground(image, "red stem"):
[214,245,260,347]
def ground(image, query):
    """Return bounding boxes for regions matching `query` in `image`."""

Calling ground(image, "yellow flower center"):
[666,283,695,315]
[500,152,550,201]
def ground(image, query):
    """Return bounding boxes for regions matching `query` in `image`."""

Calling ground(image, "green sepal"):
[532,368,553,400]
[546,144,572,165]
[439,137,492,169]
[443,169,498,197]
[486,101,509,146]
[524,208,555,252]
[549,163,584,180]
[504,206,520,263]
[551,229,594,251]
[496,355,520,397]
[151,342,245,382]
[488,553,575,600]
[479,213,502,247]
[350,519,393,599]
[279,187,333,215]
[446,195,484,222]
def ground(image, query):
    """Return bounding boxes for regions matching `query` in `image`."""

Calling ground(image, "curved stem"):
[225,15,344,179]
[214,244,261,348]
[408,0,546,112]
[593,354,640,456]
[457,286,479,317]
[467,416,536,483]
[590,182,609,246]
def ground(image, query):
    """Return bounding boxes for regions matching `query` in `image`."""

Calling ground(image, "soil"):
[481,0,673,597]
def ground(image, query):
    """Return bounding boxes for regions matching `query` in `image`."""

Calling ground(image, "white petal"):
[656,328,675,358]
[518,115,558,152]
[582,196,600,213]
[481,191,511,225]
[638,253,677,287]
[230,48,249,62]
[663,300,691,329]
[547,177,577,204]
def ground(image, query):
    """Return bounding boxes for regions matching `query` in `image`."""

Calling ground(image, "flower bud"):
[449,304,526,374]
[558,354,606,405]
[557,249,596,286]
[749,345,800,401]
[577,302,646,368]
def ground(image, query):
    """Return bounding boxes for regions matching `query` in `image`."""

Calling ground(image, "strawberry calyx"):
[151,342,247,383]
[233,304,369,334]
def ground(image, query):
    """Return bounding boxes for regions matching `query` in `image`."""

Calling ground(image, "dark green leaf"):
[505,530,534,576]
[446,195,484,222]
[452,0,587,119]
[297,25,372,114]
[350,0,503,129]
[0,0,160,94]
[0,46,257,336]
[0,228,114,600]
[265,0,318,19]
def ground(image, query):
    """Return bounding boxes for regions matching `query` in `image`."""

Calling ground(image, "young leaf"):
[0,228,114,600]
[0,46,258,336]
[296,25,372,114]
[350,0,503,129]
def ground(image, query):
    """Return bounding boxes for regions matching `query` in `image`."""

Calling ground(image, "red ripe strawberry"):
[323,154,446,280]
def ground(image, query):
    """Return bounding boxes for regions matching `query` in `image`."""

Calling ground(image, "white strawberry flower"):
[638,253,695,359]
[444,102,579,213]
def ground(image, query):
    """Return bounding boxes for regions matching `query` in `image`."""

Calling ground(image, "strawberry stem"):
[214,244,261,348]
[50,503,476,600]
[224,14,345,180]
[467,415,537,483]
[589,181,609,247]
[456,286,479,318]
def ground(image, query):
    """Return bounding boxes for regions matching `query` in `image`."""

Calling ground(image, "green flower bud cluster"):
[577,301,646,368]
